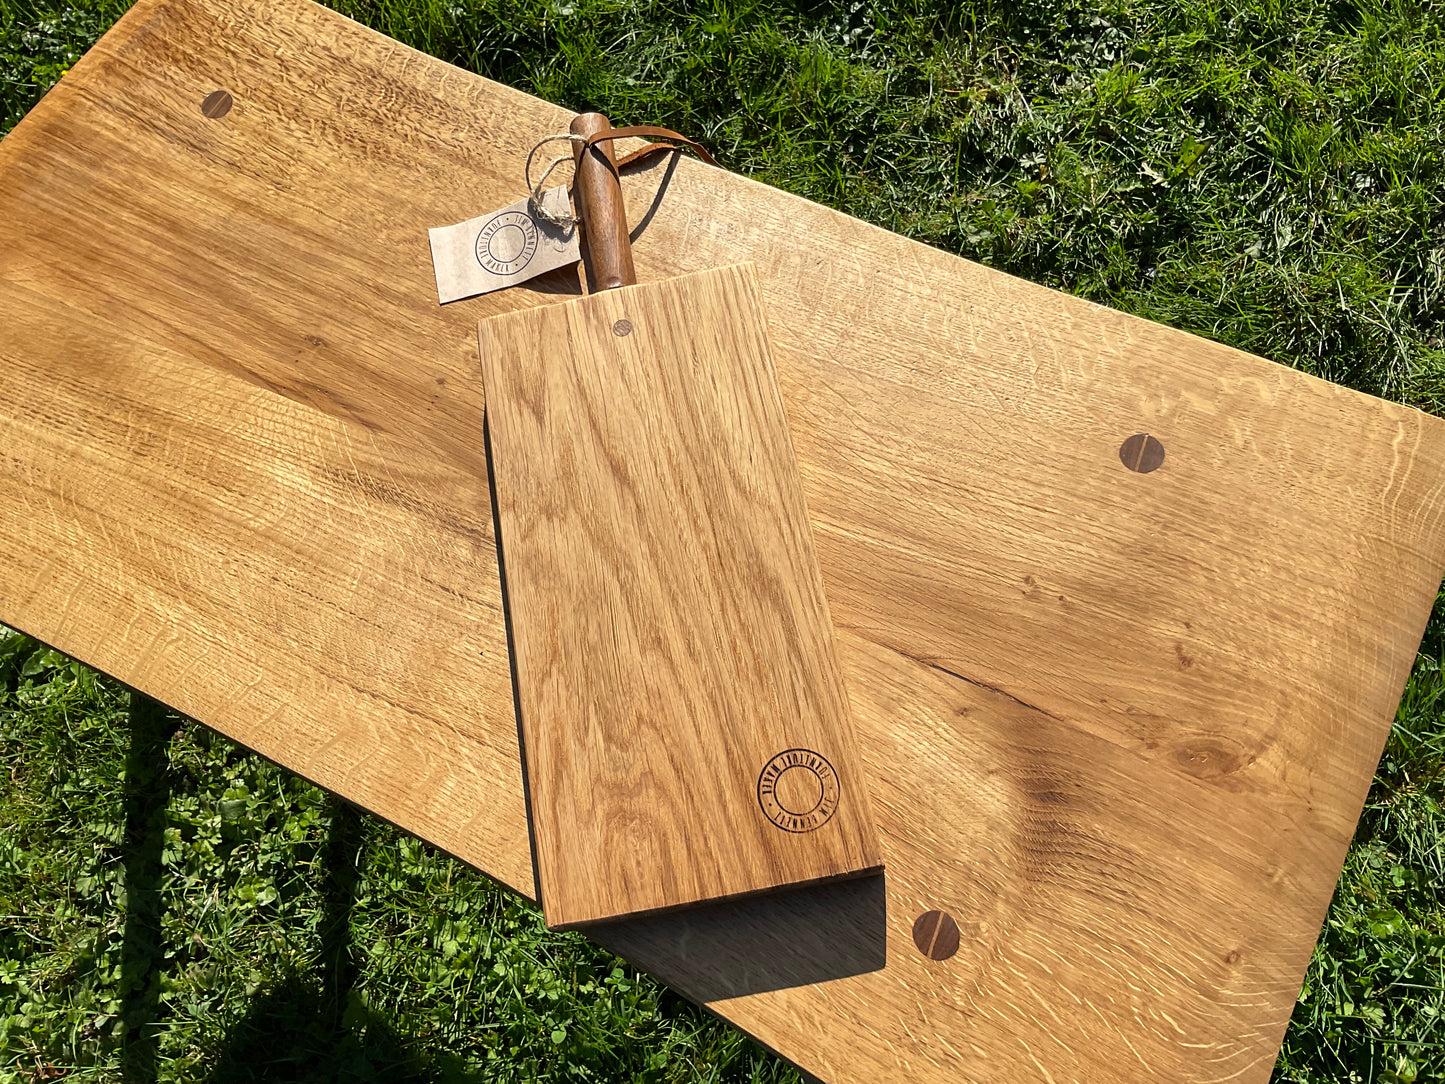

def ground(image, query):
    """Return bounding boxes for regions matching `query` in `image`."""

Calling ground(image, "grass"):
[2,0,1444,1079]
[0,644,793,1082]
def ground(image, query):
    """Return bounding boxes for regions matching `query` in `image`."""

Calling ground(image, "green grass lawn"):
[3,0,1445,1080]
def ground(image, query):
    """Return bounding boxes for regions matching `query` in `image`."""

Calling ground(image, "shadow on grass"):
[119,690,179,1084]
[202,797,466,1084]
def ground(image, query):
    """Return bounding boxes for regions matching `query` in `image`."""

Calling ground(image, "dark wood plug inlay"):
[201,90,234,119]
[1119,433,1165,473]
[912,910,960,961]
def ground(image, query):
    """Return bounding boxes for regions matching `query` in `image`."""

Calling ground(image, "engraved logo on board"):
[757,748,840,833]
[475,211,539,276]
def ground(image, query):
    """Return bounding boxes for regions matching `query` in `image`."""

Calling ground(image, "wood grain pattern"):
[2,0,1444,1079]
[481,263,881,928]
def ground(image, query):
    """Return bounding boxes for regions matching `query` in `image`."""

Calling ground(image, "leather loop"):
[581,125,719,174]
[526,123,718,230]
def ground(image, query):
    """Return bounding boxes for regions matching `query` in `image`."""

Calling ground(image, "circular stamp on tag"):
[758,748,840,833]
[476,211,539,276]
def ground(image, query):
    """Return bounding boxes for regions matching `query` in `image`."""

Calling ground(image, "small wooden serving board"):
[479,262,882,929]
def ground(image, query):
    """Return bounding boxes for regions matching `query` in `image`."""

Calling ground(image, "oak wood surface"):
[2,0,1444,1079]
[481,263,881,928]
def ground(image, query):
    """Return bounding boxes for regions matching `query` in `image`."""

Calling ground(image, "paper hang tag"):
[428,186,580,304]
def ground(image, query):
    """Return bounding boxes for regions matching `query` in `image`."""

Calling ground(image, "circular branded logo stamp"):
[757,748,840,833]
[476,211,539,276]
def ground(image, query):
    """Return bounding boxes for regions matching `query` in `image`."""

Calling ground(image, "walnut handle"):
[570,112,637,291]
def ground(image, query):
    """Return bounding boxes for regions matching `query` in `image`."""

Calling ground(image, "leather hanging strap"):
[585,125,720,173]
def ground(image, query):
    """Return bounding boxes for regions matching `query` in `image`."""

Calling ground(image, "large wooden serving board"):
[2,0,1443,1079]
[481,263,880,928]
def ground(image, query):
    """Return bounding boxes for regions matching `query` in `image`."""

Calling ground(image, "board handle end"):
[570,112,637,291]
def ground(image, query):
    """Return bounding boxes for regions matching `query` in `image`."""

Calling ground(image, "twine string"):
[525,133,587,228]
